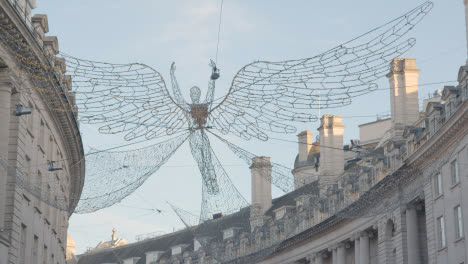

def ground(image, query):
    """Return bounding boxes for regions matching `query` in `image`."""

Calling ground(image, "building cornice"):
[406,99,468,167]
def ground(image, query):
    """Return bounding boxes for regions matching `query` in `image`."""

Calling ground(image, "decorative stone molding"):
[44,36,59,55]
[387,58,420,76]
[31,14,48,40]
[359,230,373,238]
[249,156,272,169]
[54,57,66,74]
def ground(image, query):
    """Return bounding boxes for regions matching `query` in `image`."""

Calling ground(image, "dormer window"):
[223,228,235,239]
[194,239,202,251]
[295,195,311,207]
[273,206,295,220]
[123,257,141,264]
[145,251,163,264]
[171,244,188,255]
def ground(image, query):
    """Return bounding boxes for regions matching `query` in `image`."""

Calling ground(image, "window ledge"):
[26,128,34,138]
[450,182,461,190]
[437,246,447,253]
[454,236,464,243]
[434,194,444,201]
[37,145,45,154]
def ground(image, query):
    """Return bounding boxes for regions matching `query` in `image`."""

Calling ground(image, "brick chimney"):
[250,157,272,217]
[386,58,420,136]
[318,115,344,185]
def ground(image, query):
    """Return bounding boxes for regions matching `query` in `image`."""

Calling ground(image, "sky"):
[34,0,466,254]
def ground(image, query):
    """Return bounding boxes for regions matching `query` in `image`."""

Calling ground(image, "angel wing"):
[61,54,189,140]
[209,1,433,141]
[75,132,189,213]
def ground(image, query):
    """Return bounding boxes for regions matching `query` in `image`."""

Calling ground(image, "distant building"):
[88,229,128,253]
[73,2,468,264]
[0,1,85,264]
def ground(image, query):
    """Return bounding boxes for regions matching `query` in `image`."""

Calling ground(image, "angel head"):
[190,86,201,104]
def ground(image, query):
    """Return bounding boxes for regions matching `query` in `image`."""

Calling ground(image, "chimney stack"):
[250,157,272,217]
[297,130,313,162]
[318,115,344,185]
[387,58,420,136]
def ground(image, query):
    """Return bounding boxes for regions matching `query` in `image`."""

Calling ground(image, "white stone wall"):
[0,3,83,264]
[359,118,391,145]
[429,135,468,264]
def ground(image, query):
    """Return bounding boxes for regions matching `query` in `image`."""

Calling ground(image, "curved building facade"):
[0,0,85,263]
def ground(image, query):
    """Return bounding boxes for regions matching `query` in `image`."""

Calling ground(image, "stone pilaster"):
[354,238,360,264]
[336,243,345,264]
[406,205,421,264]
[377,219,393,264]
[359,231,370,264]
[0,68,12,230]
[331,247,337,264]
[315,253,324,264]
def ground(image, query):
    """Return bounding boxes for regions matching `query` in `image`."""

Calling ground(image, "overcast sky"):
[35,0,465,254]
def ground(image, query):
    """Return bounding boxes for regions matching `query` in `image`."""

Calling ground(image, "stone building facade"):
[0,0,85,264]
[73,2,468,264]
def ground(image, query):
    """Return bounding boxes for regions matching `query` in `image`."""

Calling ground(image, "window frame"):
[434,173,443,196]
[454,205,464,239]
[437,216,446,249]
[19,224,27,264]
[451,159,459,185]
[32,235,39,263]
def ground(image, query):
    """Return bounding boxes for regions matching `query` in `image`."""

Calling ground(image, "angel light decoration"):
[0,1,433,218]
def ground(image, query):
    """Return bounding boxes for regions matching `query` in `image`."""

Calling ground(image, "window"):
[33,235,38,263]
[19,224,26,264]
[25,155,31,186]
[38,120,45,147]
[48,136,54,161]
[171,246,182,255]
[223,228,234,239]
[434,173,443,196]
[46,184,51,218]
[455,205,464,239]
[451,160,459,185]
[35,170,42,194]
[27,102,34,133]
[42,245,47,264]
[437,216,446,248]
[431,119,436,134]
